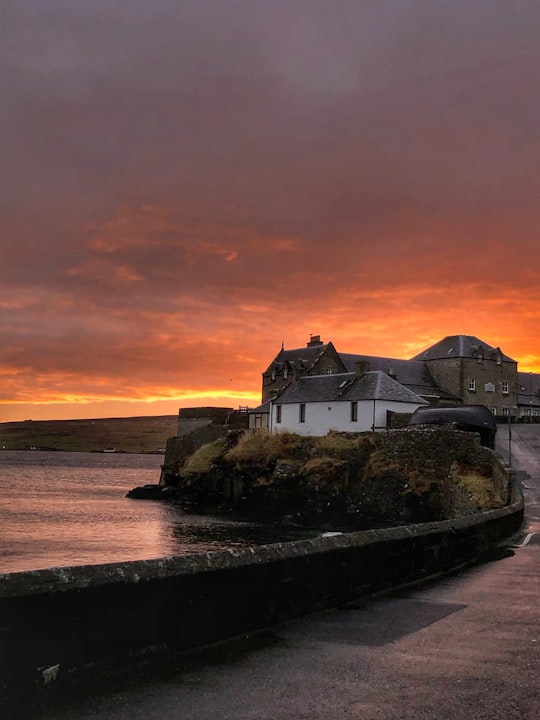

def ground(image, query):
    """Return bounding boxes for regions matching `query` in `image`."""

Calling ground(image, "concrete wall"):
[0,474,523,696]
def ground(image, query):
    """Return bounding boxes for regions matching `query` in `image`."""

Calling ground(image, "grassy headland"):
[0,415,178,454]
[162,428,507,527]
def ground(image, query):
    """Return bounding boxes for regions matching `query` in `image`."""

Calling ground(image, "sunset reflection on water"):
[0,451,313,574]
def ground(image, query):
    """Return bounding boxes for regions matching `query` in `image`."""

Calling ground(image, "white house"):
[256,370,428,436]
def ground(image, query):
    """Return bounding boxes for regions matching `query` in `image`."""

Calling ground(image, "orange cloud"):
[2,1,540,421]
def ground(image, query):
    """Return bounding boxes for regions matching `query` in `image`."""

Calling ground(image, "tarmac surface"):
[8,425,540,720]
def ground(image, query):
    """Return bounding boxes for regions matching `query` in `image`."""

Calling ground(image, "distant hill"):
[0,415,178,454]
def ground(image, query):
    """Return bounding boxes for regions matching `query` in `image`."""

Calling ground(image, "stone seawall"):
[0,473,523,696]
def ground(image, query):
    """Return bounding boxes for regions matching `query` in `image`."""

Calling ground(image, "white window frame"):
[468,379,476,392]
[502,380,509,394]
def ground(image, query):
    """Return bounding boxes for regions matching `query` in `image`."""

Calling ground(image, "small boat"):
[103,447,116,453]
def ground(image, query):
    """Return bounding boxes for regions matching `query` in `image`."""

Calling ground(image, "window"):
[502,381,509,394]
[276,405,282,423]
[350,401,358,422]
[326,368,334,375]
[468,379,476,391]
[283,367,288,379]
[299,403,306,423]
[502,407,510,416]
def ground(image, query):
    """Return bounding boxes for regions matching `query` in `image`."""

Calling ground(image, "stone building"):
[255,334,540,428]
[411,336,518,417]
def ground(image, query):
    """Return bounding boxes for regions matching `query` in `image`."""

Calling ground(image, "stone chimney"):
[355,359,371,375]
[307,334,324,347]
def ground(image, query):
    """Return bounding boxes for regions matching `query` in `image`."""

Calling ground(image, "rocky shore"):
[129,427,510,530]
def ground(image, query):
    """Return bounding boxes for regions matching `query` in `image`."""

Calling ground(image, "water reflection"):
[166,512,315,551]
[0,451,315,574]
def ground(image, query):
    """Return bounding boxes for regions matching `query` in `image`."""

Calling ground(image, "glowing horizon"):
[2,328,539,423]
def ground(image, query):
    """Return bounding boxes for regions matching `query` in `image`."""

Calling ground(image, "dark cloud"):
[1,1,540,419]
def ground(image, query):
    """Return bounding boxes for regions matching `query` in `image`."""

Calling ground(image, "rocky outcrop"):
[127,484,168,499]
[143,428,512,529]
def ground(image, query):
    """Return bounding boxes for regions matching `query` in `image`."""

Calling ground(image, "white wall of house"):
[270,399,424,435]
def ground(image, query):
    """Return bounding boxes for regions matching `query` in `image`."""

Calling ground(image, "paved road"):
[496,423,540,533]
[10,426,540,720]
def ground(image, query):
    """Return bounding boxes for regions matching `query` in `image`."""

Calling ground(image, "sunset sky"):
[1,0,540,422]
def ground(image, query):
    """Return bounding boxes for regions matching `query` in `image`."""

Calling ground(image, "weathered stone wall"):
[160,409,249,484]
[371,428,507,520]
[378,427,492,466]
[178,407,234,422]
[426,357,518,413]
[160,426,235,485]
[176,418,218,437]
[425,358,463,399]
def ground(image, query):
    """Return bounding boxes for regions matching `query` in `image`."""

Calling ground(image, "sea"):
[0,450,314,575]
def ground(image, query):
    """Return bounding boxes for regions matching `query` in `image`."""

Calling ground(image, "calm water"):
[0,450,313,575]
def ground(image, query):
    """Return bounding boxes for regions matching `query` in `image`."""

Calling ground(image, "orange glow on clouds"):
[2,1,540,421]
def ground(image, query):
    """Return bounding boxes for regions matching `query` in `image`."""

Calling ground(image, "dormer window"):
[283,366,288,379]
[496,355,502,366]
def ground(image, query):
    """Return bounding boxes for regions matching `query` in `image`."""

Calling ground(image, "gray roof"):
[264,343,340,374]
[249,399,272,414]
[276,371,428,406]
[411,335,515,363]
[338,354,459,401]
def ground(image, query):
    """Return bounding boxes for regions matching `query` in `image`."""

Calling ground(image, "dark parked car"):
[407,404,497,448]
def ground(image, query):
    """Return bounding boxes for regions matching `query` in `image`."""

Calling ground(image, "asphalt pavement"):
[9,425,540,720]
